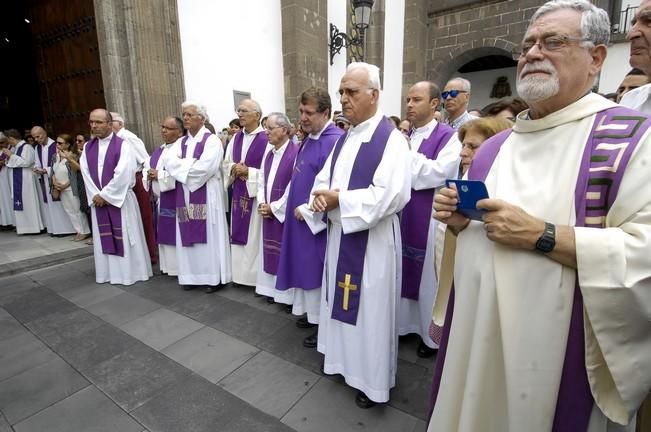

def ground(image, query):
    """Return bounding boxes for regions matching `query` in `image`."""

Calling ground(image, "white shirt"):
[619,82,651,113]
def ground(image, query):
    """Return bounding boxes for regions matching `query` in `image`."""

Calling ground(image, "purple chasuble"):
[149,146,175,246]
[230,131,269,245]
[12,144,26,211]
[330,117,394,325]
[261,141,299,275]
[400,122,456,300]
[176,132,211,247]
[36,143,56,203]
[429,105,651,431]
[85,135,125,257]
[276,123,344,291]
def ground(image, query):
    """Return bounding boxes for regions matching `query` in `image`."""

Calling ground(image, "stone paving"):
[0,232,434,432]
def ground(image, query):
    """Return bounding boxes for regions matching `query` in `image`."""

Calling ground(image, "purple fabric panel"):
[466,129,512,181]
[85,135,125,256]
[12,144,25,211]
[261,142,299,275]
[150,147,175,246]
[176,132,211,247]
[400,123,456,300]
[275,123,344,291]
[231,131,269,245]
[330,117,393,325]
[36,146,48,203]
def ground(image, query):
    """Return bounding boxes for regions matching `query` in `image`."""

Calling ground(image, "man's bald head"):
[89,109,113,139]
[30,126,48,146]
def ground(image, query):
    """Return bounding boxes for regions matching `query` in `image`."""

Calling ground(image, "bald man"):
[31,126,75,236]
[222,98,270,287]
[80,109,152,285]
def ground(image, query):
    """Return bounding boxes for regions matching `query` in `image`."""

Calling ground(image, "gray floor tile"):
[0,356,89,424]
[52,323,141,373]
[398,334,437,370]
[25,308,104,349]
[390,359,433,420]
[170,294,237,325]
[215,282,252,302]
[86,342,191,412]
[119,308,204,351]
[258,321,324,374]
[0,287,77,325]
[132,373,293,432]
[209,300,291,346]
[0,275,40,300]
[12,386,144,432]
[0,310,28,341]
[162,326,259,383]
[412,419,428,432]
[0,412,10,432]
[35,271,96,294]
[59,283,124,308]
[219,351,319,418]
[281,378,419,432]
[127,276,201,308]
[86,292,161,326]
[0,332,58,382]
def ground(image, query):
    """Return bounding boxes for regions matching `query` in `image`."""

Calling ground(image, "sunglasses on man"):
[441,90,467,100]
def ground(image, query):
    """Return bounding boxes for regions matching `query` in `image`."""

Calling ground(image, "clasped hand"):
[92,194,107,207]
[433,186,544,250]
[231,163,248,181]
[310,189,339,213]
[258,203,272,218]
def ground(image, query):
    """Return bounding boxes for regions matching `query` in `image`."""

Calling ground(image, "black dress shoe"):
[417,341,437,358]
[355,391,377,409]
[205,285,221,293]
[303,331,318,348]
[182,285,195,291]
[296,317,317,329]
[266,296,275,304]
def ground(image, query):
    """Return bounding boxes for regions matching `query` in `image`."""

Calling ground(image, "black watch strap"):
[535,222,556,253]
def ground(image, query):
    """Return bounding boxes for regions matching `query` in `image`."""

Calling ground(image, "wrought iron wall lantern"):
[328,0,374,65]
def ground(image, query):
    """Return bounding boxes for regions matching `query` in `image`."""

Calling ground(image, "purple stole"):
[261,142,299,275]
[36,143,56,203]
[85,135,125,256]
[12,144,26,211]
[330,117,394,325]
[400,123,456,300]
[429,105,651,431]
[149,146,175,246]
[0,152,6,173]
[275,123,344,291]
[176,132,211,247]
[230,131,269,245]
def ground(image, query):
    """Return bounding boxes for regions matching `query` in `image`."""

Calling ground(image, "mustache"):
[520,61,556,78]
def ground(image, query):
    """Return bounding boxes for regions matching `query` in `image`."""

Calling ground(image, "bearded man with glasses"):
[429,1,651,430]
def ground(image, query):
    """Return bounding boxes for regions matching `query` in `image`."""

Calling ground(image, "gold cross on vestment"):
[337,273,358,311]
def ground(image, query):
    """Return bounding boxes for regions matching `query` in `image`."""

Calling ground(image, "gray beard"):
[516,75,560,103]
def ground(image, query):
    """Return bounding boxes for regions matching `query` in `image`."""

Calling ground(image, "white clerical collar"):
[272,140,289,155]
[515,93,615,133]
[17,140,25,148]
[309,120,333,140]
[99,133,113,145]
[412,117,438,136]
[188,126,208,139]
[245,125,264,136]
[349,111,383,137]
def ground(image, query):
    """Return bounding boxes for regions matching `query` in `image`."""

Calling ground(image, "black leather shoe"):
[355,391,377,409]
[284,304,293,314]
[303,332,318,348]
[205,285,221,293]
[266,296,275,304]
[417,341,437,358]
[296,317,317,329]
[182,285,195,291]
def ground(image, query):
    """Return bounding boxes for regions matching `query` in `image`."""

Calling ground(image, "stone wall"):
[94,0,185,150]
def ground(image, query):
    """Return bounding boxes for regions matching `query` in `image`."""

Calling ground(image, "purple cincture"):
[149,146,176,246]
[85,134,125,257]
[400,122,455,300]
[261,141,299,275]
[175,132,211,247]
[329,117,394,326]
[230,131,269,245]
[275,123,344,291]
[431,105,651,431]
[12,143,26,211]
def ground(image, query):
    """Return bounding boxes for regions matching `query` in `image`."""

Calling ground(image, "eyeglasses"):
[88,120,108,125]
[511,35,592,60]
[236,108,257,114]
[160,125,179,130]
[441,90,467,100]
[264,125,284,132]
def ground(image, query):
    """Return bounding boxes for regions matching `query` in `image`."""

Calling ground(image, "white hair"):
[447,77,472,93]
[267,112,291,135]
[109,112,124,124]
[530,0,610,46]
[181,101,210,121]
[347,62,382,91]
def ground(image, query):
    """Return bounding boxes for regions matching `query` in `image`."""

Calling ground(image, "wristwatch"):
[535,222,556,253]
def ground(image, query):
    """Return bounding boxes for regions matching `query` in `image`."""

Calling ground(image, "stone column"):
[364,0,385,74]
[93,0,185,150]
[281,0,329,123]
[402,0,428,118]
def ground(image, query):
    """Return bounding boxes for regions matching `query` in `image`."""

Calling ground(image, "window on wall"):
[233,90,252,111]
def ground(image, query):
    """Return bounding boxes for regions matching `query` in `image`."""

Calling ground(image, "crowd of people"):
[1,0,651,430]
